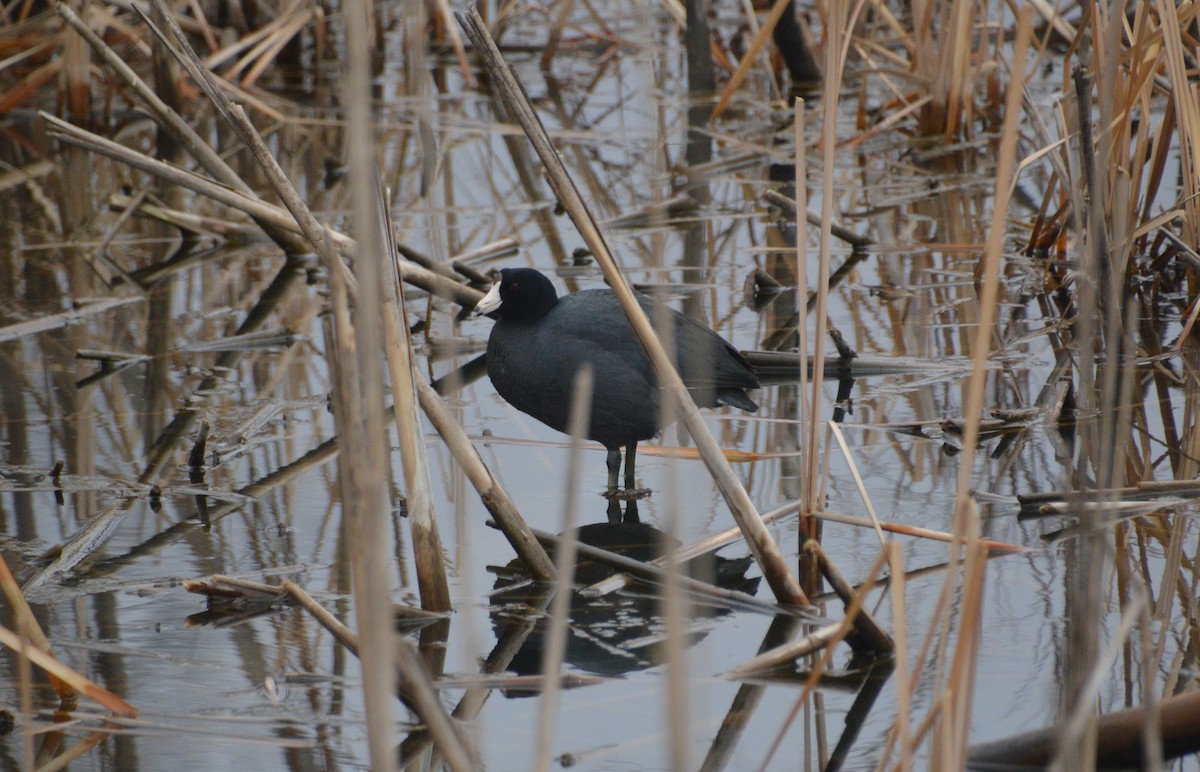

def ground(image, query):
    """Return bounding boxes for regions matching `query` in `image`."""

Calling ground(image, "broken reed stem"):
[22,501,132,595]
[42,111,337,258]
[968,688,1200,768]
[18,618,32,772]
[885,541,912,767]
[728,545,889,681]
[803,540,893,653]
[0,296,143,345]
[0,555,72,698]
[1156,0,1200,247]
[746,544,894,770]
[282,579,359,654]
[185,573,288,600]
[382,205,451,612]
[533,366,591,772]
[941,532,987,769]
[413,375,557,579]
[131,1,309,252]
[0,622,137,717]
[323,218,393,759]
[725,621,843,676]
[660,369,689,769]
[458,5,808,608]
[763,189,873,248]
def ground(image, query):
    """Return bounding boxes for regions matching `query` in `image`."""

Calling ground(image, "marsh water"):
[1,2,1198,770]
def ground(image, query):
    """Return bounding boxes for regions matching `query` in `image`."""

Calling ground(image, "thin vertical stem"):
[795,98,810,520]
[806,0,845,517]
[345,0,397,768]
[533,366,592,772]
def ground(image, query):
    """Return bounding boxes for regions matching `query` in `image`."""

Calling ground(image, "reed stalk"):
[382,206,451,612]
[342,0,401,766]
[795,96,811,532]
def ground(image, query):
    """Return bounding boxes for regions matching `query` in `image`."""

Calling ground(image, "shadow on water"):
[488,497,761,687]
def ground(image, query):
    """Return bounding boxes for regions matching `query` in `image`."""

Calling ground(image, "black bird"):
[473,267,759,493]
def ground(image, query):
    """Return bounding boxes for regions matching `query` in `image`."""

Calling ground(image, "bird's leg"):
[623,443,637,491]
[606,448,622,494]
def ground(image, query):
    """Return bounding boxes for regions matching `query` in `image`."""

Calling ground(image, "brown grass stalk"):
[804,539,892,653]
[884,540,911,768]
[0,623,137,717]
[381,202,451,612]
[795,96,811,531]
[1155,0,1200,245]
[539,0,575,70]
[952,2,1031,509]
[105,193,260,240]
[52,1,250,194]
[827,420,885,547]
[342,0,409,764]
[811,510,1025,553]
[239,11,315,88]
[724,621,845,677]
[0,297,143,344]
[0,556,71,699]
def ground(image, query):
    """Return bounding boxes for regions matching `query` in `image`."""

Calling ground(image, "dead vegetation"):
[1,0,1199,769]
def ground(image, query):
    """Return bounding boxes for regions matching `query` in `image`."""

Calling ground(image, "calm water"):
[1,2,1197,770]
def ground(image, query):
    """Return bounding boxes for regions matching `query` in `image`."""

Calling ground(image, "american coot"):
[473,267,760,493]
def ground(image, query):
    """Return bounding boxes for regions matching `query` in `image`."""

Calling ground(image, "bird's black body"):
[476,268,759,492]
